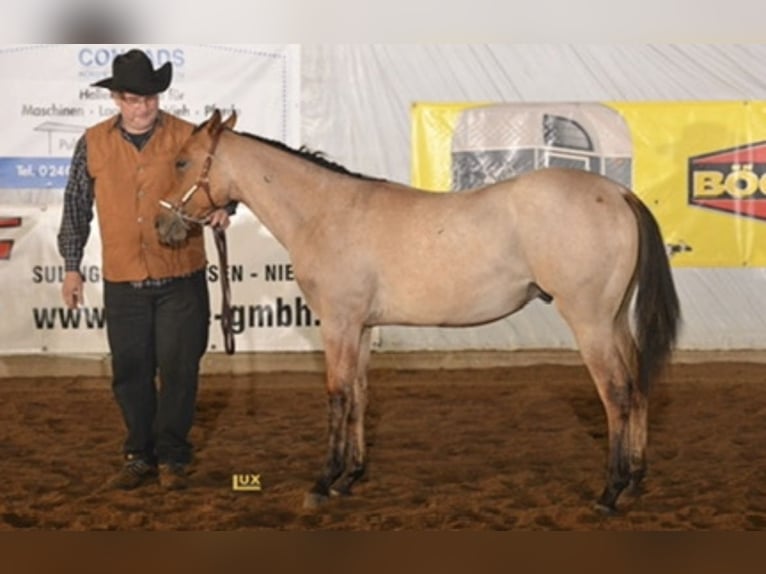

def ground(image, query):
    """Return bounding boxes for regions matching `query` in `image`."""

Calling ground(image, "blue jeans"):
[103,270,210,465]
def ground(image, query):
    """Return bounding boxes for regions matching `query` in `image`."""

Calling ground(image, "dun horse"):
[156,110,680,514]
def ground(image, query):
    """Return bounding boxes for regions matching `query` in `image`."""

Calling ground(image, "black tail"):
[624,193,681,394]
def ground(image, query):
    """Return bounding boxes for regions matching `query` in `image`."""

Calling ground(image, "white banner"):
[0,44,320,354]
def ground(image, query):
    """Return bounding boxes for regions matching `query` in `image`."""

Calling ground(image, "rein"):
[159,124,236,354]
[214,225,235,354]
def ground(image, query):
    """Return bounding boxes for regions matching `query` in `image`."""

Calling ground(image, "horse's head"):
[156,108,237,246]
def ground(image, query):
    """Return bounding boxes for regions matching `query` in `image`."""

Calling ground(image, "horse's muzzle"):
[155,211,190,246]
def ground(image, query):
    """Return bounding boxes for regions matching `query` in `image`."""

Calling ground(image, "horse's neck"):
[228,137,351,248]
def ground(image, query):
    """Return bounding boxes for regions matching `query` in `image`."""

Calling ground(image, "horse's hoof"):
[330,484,351,497]
[303,491,329,510]
[593,501,618,516]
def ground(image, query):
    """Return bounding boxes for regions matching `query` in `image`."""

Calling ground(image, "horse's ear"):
[207,109,222,134]
[222,110,237,131]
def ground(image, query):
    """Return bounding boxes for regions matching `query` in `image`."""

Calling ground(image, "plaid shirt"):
[57,134,93,273]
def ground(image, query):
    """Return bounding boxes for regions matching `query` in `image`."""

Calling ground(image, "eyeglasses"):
[118,93,159,107]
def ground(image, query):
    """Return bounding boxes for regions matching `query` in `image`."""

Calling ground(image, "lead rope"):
[213,225,235,354]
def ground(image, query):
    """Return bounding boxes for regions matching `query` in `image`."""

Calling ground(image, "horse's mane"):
[194,120,384,182]
[241,131,386,183]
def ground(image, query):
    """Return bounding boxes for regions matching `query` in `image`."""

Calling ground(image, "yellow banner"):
[411,101,766,267]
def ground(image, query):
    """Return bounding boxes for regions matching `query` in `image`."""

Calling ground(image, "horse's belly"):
[376,277,532,327]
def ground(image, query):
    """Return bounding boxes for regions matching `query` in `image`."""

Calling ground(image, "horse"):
[155,109,680,514]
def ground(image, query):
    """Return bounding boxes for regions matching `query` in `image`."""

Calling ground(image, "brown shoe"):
[106,458,157,490]
[159,463,189,490]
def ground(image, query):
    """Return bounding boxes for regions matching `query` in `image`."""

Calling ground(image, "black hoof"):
[330,468,364,498]
[594,500,618,516]
[330,484,352,497]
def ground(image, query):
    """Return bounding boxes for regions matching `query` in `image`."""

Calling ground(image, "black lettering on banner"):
[32,265,102,283]
[264,263,294,282]
[206,263,244,283]
[221,296,320,334]
[32,307,107,330]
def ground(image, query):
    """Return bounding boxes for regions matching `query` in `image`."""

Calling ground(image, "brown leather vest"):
[86,112,207,282]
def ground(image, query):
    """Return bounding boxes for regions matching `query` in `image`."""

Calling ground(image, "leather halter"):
[158,124,226,223]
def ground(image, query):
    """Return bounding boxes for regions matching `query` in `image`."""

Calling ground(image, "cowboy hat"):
[92,49,172,95]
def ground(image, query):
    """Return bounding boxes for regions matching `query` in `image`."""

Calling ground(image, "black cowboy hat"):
[91,49,172,95]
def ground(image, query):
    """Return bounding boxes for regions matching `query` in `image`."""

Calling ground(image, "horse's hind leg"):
[611,318,648,495]
[575,328,633,514]
[331,327,372,497]
[625,348,649,494]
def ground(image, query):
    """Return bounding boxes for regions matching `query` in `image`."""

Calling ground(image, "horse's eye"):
[175,159,188,170]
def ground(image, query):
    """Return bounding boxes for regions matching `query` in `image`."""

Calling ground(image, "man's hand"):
[62,270,84,309]
[206,208,231,229]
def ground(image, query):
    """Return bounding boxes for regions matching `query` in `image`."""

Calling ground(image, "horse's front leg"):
[331,327,372,497]
[303,324,361,509]
[303,389,350,509]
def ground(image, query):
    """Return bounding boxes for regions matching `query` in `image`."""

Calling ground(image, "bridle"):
[159,124,236,355]
[158,124,226,224]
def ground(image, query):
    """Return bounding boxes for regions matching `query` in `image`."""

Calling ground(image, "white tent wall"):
[300,44,766,351]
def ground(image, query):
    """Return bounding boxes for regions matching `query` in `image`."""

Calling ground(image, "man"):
[58,48,230,490]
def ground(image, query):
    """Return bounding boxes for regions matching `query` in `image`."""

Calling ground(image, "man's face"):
[113,91,160,134]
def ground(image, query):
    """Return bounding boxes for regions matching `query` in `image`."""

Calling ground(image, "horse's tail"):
[624,192,681,395]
